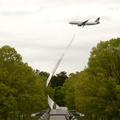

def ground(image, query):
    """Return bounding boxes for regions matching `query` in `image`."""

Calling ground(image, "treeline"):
[0,46,48,120]
[1,38,120,120]
[41,38,120,120]
[61,38,120,120]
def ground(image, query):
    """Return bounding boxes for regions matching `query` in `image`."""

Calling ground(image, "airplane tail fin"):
[95,17,100,23]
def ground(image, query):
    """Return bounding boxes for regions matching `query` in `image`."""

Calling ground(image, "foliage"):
[54,86,65,106]
[50,71,68,88]
[88,38,120,84]
[0,45,47,120]
[62,38,120,120]
[62,73,78,110]
[39,71,49,78]
[75,72,119,119]
[46,71,68,107]
[1,38,120,120]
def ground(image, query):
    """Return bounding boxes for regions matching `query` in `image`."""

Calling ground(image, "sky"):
[0,0,120,74]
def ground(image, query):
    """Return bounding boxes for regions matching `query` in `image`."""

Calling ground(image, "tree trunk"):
[23,114,26,120]
[18,115,21,120]
[95,115,98,120]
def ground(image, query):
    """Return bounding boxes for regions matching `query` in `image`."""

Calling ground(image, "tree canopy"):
[0,45,47,120]
[62,38,120,120]
[1,38,120,120]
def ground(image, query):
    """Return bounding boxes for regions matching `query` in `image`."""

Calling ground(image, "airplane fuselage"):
[69,21,99,26]
[69,17,100,27]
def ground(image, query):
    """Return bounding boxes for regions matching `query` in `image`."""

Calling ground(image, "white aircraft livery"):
[69,17,100,27]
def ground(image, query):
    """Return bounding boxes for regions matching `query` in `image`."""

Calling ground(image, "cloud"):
[0,6,44,16]
[0,10,33,16]
[0,0,120,74]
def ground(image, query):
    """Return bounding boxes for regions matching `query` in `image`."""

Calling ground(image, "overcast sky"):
[0,0,120,74]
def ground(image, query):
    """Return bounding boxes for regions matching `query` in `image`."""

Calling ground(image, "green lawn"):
[76,116,87,120]
[26,116,40,120]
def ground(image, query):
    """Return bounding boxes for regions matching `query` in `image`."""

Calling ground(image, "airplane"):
[69,17,100,27]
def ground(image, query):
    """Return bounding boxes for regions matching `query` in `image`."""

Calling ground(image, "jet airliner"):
[69,17,100,27]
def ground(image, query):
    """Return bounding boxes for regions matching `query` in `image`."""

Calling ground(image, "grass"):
[26,116,40,120]
[76,116,87,120]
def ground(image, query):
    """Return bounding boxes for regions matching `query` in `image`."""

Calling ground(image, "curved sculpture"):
[46,34,76,109]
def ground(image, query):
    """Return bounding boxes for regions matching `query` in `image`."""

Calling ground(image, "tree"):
[86,38,120,119]
[61,73,78,110]
[46,71,68,107]
[0,45,47,120]
[0,45,22,120]
[88,38,120,84]
[50,71,68,88]
[39,71,49,78]
[0,83,18,120]
[76,38,120,119]
[75,71,118,120]
[54,86,65,106]
[62,38,120,120]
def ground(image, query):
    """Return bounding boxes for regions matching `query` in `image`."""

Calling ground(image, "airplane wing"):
[77,19,89,26]
[81,19,89,26]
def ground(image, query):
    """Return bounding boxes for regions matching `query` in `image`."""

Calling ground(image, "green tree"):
[0,45,47,120]
[0,83,18,120]
[61,73,78,110]
[50,71,68,88]
[86,38,120,119]
[39,71,49,78]
[75,38,120,119]
[88,38,120,84]
[0,45,22,120]
[54,86,65,106]
[62,38,120,120]
[75,71,118,119]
